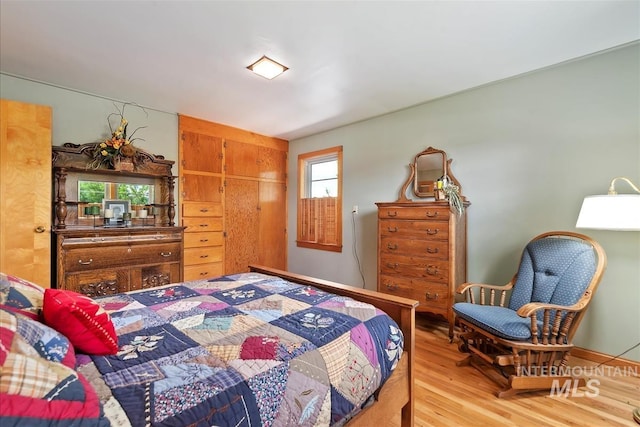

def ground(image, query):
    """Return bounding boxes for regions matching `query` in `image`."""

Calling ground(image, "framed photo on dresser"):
[103,199,129,225]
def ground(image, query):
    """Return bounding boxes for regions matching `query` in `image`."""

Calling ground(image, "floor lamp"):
[576,176,640,425]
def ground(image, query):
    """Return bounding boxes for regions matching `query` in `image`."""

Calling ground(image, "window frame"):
[296,146,343,252]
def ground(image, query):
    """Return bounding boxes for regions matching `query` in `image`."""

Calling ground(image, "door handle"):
[34,226,46,233]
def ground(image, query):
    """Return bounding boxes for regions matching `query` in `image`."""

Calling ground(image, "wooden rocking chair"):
[453,231,607,398]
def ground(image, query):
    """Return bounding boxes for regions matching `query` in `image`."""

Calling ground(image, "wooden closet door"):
[258,181,287,269]
[181,131,223,174]
[0,99,52,287]
[224,178,259,273]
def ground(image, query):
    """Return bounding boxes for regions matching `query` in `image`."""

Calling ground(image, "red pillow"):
[43,289,118,355]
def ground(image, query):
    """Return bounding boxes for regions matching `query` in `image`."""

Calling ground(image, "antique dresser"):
[377,147,469,339]
[52,142,184,296]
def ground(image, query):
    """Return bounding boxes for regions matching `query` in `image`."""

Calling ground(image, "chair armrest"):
[456,277,515,307]
[515,293,592,345]
[515,299,589,318]
[455,282,513,294]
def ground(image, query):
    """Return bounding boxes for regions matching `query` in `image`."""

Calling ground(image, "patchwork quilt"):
[78,272,404,427]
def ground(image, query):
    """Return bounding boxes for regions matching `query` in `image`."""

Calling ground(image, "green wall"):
[287,43,640,360]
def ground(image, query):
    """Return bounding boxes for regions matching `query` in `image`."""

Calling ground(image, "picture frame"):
[103,199,130,225]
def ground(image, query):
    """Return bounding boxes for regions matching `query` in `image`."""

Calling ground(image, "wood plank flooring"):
[390,314,639,427]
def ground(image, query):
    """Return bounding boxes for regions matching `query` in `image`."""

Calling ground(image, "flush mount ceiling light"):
[247,55,288,80]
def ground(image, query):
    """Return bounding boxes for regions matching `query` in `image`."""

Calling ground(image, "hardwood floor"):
[390,314,639,427]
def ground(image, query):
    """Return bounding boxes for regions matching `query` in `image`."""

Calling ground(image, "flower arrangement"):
[91,103,147,168]
[436,175,464,216]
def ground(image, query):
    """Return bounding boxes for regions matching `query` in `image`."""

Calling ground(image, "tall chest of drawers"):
[376,200,468,339]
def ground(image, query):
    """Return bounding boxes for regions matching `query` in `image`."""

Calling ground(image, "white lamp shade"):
[576,194,640,231]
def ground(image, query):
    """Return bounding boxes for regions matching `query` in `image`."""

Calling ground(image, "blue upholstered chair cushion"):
[453,236,597,342]
[453,303,539,340]
[508,237,597,311]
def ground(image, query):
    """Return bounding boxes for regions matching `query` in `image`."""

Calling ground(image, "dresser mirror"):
[414,148,446,197]
[76,178,155,219]
[398,146,464,202]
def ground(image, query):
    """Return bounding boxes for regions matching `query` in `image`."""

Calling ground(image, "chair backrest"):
[508,232,607,315]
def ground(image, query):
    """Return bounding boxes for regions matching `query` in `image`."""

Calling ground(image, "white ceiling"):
[1,1,638,141]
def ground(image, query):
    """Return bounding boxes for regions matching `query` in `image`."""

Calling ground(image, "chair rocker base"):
[457,352,585,398]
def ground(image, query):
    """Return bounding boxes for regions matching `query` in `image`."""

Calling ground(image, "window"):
[297,146,342,252]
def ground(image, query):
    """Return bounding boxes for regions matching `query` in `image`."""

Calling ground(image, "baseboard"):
[571,346,640,369]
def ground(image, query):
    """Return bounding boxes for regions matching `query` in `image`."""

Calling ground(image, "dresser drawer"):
[184,246,223,265]
[184,263,224,281]
[184,231,223,248]
[378,206,449,221]
[183,202,223,217]
[379,219,449,240]
[379,274,450,312]
[380,236,449,259]
[380,255,449,283]
[182,217,223,232]
[65,242,181,273]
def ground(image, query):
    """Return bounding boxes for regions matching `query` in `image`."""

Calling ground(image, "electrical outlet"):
[352,205,359,214]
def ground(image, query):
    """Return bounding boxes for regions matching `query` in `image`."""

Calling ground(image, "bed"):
[0,265,417,427]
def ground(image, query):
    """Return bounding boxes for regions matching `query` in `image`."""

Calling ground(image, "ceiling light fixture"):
[247,55,288,80]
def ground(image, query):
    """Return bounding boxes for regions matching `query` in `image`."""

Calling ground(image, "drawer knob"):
[200,272,209,276]
[387,211,398,217]
[426,229,438,235]
[386,262,399,269]
[200,254,209,258]
[426,211,438,218]
[426,247,439,254]
[160,252,172,257]
[199,239,209,242]
[200,209,209,213]
[425,292,439,300]
[387,243,398,250]
[387,227,398,232]
[78,258,93,265]
[385,283,399,291]
[199,224,209,227]
[426,266,438,276]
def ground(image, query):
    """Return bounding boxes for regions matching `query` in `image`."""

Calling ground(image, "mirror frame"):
[397,146,464,202]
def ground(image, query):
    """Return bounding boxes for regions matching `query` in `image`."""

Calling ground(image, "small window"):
[297,146,342,252]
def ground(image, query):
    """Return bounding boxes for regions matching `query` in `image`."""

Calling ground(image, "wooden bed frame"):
[249,265,418,427]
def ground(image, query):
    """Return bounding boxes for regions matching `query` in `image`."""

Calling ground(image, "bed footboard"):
[248,265,418,427]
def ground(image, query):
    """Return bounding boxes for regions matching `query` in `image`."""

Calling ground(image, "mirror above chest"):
[398,146,466,206]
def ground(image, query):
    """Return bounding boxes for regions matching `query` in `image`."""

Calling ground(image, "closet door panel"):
[258,181,287,270]
[182,175,222,202]
[181,131,223,174]
[225,178,259,273]
[226,140,259,178]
